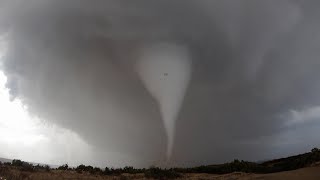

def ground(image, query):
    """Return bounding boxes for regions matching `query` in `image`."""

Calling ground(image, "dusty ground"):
[250,166,320,180]
[1,165,320,180]
[182,166,320,180]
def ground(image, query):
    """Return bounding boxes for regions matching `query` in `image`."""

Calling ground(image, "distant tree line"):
[1,147,320,179]
[1,159,50,172]
[174,147,320,174]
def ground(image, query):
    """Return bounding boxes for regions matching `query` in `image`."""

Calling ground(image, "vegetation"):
[259,147,320,173]
[57,163,69,170]
[1,147,320,179]
[75,164,104,175]
[173,148,320,175]
[11,159,34,172]
[144,166,181,179]
[12,159,24,167]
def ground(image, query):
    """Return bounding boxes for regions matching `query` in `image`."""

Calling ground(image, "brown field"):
[183,166,320,180]
[1,165,320,180]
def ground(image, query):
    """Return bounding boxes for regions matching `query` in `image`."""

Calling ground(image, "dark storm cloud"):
[1,0,320,167]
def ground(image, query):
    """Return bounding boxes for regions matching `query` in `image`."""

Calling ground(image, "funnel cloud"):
[136,43,192,159]
[1,0,320,167]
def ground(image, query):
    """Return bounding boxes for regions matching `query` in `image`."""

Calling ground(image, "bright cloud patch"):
[0,71,93,166]
[285,106,320,126]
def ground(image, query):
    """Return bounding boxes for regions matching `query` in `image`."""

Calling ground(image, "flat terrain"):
[1,165,320,180]
[184,165,320,180]
[251,166,320,180]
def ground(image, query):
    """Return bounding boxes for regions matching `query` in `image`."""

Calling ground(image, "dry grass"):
[249,166,320,180]
[0,167,144,180]
[183,164,320,180]
[1,165,320,180]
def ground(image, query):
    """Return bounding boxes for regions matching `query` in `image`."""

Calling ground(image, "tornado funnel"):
[136,43,192,160]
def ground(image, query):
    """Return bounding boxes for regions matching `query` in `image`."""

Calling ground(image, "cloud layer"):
[1,0,320,167]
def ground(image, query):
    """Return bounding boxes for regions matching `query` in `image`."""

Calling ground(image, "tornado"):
[136,43,192,160]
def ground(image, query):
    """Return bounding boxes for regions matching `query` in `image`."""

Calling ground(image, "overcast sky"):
[0,0,320,168]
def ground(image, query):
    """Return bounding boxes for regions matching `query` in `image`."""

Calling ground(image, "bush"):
[75,164,102,175]
[11,159,34,172]
[76,164,86,173]
[311,148,320,153]
[58,164,69,170]
[86,165,94,173]
[21,163,34,172]
[104,167,112,175]
[12,159,23,166]
[92,167,103,175]
[45,165,51,172]
[109,168,122,175]
[144,166,181,179]
[33,164,51,172]
[4,162,11,166]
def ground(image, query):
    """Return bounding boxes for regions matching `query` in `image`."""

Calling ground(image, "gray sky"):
[0,0,320,167]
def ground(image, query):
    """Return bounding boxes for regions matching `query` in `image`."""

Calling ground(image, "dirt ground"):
[1,166,320,180]
[183,165,320,180]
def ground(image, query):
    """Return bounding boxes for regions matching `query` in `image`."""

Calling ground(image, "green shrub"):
[12,159,23,166]
[21,162,34,172]
[144,166,181,179]
[311,148,320,153]
[92,167,103,174]
[4,162,11,166]
[45,165,51,172]
[76,164,86,173]
[104,167,112,175]
[58,164,69,170]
